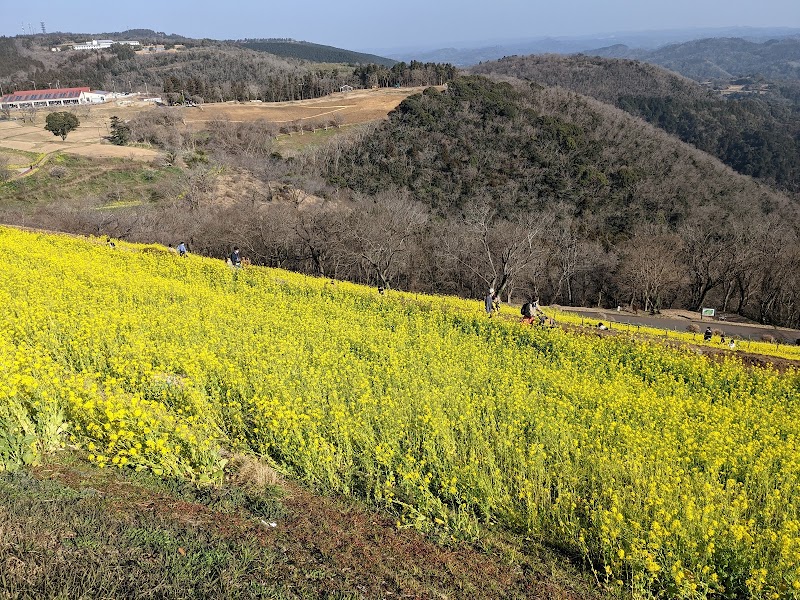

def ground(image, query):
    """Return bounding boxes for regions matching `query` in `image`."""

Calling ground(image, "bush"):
[49,166,68,179]
[686,324,700,333]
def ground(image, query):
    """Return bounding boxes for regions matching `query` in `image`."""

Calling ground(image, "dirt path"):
[555,305,800,344]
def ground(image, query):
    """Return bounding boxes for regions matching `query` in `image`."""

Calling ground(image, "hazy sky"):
[3,0,799,51]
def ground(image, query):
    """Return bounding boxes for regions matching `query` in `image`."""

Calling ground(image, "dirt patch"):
[0,118,159,163]
[181,87,428,129]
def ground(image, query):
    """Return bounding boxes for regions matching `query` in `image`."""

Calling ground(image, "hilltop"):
[236,38,396,66]
[470,54,800,194]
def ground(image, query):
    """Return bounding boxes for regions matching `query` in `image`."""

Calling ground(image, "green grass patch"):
[275,126,351,154]
[0,154,183,209]
[0,453,601,599]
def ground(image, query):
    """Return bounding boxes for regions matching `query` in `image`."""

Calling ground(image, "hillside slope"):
[325,75,796,225]
[2,226,800,598]
[470,55,800,193]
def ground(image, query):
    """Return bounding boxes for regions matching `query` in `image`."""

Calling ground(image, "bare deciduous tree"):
[346,191,428,290]
[616,225,684,313]
[446,198,553,302]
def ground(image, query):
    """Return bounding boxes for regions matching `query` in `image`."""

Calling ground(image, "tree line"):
[0,37,454,106]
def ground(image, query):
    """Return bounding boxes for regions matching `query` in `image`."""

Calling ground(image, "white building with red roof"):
[0,87,108,110]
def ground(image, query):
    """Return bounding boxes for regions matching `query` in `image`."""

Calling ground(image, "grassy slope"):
[1,452,600,599]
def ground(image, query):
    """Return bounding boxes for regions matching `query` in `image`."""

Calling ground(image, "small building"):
[84,90,111,103]
[339,85,353,93]
[136,44,166,54]
[0,87,93,110]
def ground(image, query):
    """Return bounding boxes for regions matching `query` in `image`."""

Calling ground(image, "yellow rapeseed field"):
[548,309,800,361]
[1,226,799,599]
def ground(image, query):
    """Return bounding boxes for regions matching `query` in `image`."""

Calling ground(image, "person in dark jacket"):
[230,247,242,268]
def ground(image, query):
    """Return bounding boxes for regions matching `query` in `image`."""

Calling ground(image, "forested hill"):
[470,54,710,105]
[324,76,796,230]
[0,37,44,79]
[588,36,800,81]
[470,55,800,194]
[236,39,395,66]
[0,37,443,105]
[317,76,799,324]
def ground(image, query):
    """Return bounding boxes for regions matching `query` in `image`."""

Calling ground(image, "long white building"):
[0,87,111,110]
[52,40,141,52]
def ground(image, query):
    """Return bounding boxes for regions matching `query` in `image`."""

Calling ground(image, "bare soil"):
[182,87,425,128]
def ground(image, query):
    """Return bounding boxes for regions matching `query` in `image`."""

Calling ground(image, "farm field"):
[2,226,800,599]
[0,87,426,164]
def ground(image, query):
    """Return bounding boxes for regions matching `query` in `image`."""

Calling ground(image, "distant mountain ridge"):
[382,27,800,67]
[587,36,800,80]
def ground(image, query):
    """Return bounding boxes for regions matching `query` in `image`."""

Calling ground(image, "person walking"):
[521,300,535,324]
[230,247,242,268]
[485,288,497,318]
[177,242,187,257]
[703,326,713,342]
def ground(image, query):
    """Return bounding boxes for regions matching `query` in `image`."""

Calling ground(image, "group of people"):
[165,241,243,268]
[167,242,189,257]
[521,299,548,326]
[485,288,501,318]
[485,288,554,327]
[704,326,736,349]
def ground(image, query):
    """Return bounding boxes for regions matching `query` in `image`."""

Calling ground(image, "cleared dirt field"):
[0,87,426,165]
[182,86,427,128]
[0,118,160,162]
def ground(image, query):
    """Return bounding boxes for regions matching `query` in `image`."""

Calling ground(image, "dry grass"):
[227,453,282,488]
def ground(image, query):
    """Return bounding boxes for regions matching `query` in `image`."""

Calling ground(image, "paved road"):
[557,308,800,344]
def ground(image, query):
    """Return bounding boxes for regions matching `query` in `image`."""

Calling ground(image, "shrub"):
[49,166,68,179]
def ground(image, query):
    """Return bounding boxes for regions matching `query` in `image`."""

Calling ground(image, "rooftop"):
[0,87,90,103]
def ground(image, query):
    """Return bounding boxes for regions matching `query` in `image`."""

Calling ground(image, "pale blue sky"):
[3,0,798,52]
